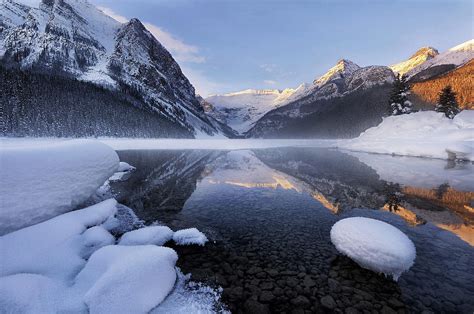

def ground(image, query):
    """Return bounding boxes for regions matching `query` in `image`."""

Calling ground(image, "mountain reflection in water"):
[111,147,474,313]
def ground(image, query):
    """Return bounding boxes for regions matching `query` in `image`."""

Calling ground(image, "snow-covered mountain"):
[406,39,473,81]
[390,47,439,76]
[204,88,303,134]
[313,59,360,86]
[0,0,222,137]
[247,60,395,138]
[204,59,364,135]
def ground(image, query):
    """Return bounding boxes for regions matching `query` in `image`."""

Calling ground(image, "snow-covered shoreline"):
[338,110,474,161]
[0,139,226,313]
[2,110,472,160]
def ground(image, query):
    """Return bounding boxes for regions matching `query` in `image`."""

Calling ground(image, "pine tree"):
[389,74,412,116]
[435,85,460,119]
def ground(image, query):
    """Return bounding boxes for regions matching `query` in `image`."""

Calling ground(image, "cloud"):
[260,63,277,73]
[98,6,204,63]
[263,80,277,85]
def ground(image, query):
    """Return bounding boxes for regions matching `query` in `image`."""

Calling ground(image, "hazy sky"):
[90,0,473,96]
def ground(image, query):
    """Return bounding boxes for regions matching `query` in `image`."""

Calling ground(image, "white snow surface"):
[0,138,224,313]
[173,228,208,246]
[0,199,118,279]
[77,245,178,314]
[119,226,174,246]
[0,200,179,313]
[0,139,119,234]
[330,217,416,280]
[339,110,474,161]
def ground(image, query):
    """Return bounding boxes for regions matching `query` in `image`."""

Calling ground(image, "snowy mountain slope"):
[247,62,395,138]
[204,60,363,135]
[406,39,474,81]
[0,0,222,137]
[313,59,360,86]
[204,88,300,134]
[390,47,439,76]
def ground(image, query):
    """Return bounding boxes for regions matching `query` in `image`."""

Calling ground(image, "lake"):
[111,147,474,313]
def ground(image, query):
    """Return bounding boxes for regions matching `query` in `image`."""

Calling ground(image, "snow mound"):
[76,245,178,314]
[119,226,174,246]
[0,199,118,278]
[117,161,136,172]
[340,111,474,161]
[0,139,119,234]
[330,217,416,280]
[173,228,208,246]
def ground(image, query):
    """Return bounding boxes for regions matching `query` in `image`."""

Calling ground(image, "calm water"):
[111,147,474,313]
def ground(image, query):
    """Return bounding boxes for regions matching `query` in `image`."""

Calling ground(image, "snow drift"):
[330,217,416,280]
[340,110,474,161]
[0,200,179,313]
[0,139,119,234]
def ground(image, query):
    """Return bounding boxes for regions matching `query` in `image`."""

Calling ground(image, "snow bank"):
[119,226,174,246]
[0,139,119,234]
[0,199,222,312]
[173,228,208,246]
[330,217,416,280]
[76,245,178,314]
[340,111,474,161]
[0,199,118,278]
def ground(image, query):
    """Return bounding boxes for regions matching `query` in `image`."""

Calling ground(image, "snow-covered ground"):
[330,217,416,281]
[0,139,225,313]
[339,110,474,161]
[0,139,119,234]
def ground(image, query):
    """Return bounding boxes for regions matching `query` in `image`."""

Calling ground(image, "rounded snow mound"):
[173,228,208,246]
[119,226,173,246]
[330,217,416,280]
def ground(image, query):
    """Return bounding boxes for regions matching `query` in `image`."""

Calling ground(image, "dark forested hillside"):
[247,85,392,138]
[0,67,192,138]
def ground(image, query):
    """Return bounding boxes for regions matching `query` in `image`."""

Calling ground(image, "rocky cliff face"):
[0,0,222,137]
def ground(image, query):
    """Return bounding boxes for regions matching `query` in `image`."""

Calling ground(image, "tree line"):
[0,67,192,138]
[388,74,461,119]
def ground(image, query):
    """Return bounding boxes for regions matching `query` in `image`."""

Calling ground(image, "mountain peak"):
[313,59,360,86]
[390,46,439,76]
[409,47,439,60]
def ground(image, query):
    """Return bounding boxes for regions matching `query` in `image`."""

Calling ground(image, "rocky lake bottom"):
[111,147,474,313]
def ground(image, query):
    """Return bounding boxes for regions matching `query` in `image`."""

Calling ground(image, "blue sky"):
[91,0,473,96]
